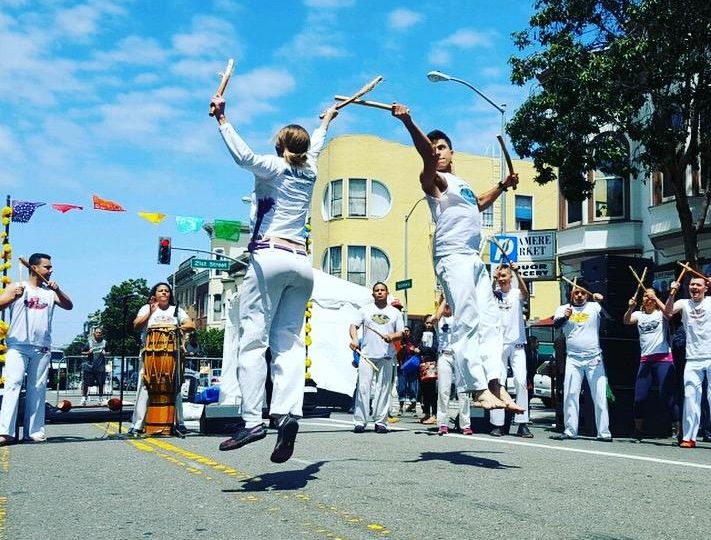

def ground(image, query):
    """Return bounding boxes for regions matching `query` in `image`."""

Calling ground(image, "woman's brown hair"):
[275,124,310,167]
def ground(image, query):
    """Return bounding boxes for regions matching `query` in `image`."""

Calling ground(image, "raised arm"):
[510,263,529,301]
[309,106,339,159]
[391,104,444,197]
[48,281,73,310]
[477,173,520,211]
[664,281,683,318]
[623,298,638,325]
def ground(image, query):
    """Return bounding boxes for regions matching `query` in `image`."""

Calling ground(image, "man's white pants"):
[490,344,529,426]
[131,362,184,429]
[436,352,470,428]
[354,357,394,427]
[563,354,611,438]
[238,248,313,428]
[435,252,502,393]
[0,346,50,439]
[682,358,711,441]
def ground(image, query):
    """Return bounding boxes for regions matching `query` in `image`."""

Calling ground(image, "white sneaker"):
[80,397,87,406]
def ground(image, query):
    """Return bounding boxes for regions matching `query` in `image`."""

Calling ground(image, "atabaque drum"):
[143,326,177,435]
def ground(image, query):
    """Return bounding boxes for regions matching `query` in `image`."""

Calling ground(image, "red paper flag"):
[92,194,125,212]
[52,203,84,214]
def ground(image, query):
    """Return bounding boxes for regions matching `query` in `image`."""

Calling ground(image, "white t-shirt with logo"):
[678,297,711,360]
[437,316,454,353]
[496,289,526,346]
[355,303,404,359]
[137,304,190,343]
[633,310,670,357]
[427,172,482,258]
[6,282,56,348]
[554,301,602,359]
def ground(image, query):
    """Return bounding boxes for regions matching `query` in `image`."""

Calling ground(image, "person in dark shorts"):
[81,328,109,405]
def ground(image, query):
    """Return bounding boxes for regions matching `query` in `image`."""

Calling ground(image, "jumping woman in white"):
[211,93,338,463]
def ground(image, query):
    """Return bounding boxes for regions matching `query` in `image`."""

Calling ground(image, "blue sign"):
[490,235,518,264]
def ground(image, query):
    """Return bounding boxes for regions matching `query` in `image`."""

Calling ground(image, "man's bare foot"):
[471,389,506,410]
[497,387,525,413]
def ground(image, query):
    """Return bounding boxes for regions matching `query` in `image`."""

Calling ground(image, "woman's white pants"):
[238,248,313,428]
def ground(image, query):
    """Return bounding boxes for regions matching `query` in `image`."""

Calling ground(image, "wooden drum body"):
[143,326,177,435]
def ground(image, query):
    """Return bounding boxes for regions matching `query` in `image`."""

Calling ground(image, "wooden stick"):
[489,235,513,266]
[320,76,384,118]
[333,95,392,111]
[677,261,709,282]
[364,324,387,341]
[561,275,593,297]
[18,257,50,285]
[628,266,647,291]
[354,348,379,373]
[496,134,517,190]
[209,58,235,117]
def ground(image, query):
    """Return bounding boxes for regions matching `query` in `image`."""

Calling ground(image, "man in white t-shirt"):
[664,274,711,448]
[553,281,611,441]
[490,264,533,438]
[0,253,73,445]
[391,104,522,414]
[350,282,404,434]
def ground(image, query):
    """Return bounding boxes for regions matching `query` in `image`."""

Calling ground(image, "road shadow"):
[405,451,518,470]
[223,460,327,492]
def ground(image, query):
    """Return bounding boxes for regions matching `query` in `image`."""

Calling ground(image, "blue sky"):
[1,0,537,345]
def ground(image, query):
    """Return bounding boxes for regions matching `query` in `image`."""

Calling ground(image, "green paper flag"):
[214,219,241,241]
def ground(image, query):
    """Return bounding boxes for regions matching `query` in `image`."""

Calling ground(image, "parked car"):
[210,368,222,386]
[533,359,553,408]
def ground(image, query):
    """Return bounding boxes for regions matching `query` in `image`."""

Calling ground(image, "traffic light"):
[157,236,172,265]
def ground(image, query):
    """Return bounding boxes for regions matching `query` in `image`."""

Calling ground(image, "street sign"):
[513,261,556,280]
[191,258,230,270]
[490,230,556,264]
[395,279,413,291]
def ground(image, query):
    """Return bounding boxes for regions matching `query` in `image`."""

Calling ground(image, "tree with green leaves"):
[100,278,150,356]
[195,328,224,358]
[509,0,711,266]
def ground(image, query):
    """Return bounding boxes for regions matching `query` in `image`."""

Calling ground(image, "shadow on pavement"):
[223,460,327,492]
[406,451,518,470]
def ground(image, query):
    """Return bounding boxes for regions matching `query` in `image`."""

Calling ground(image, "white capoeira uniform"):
[131,304,190,430]
[353,303,404,428]
[554,301,611,439]
[490,289,529,427]
[436,316,471,429]
[219,122,326,428]
[0,282,55,440]
[427,173,502,393]
[675,297,711,442]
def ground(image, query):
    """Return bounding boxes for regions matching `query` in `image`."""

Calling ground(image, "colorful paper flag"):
[51,203,83,214]
[11,201,45,223]
[92,194,125,212]
[214,219,241,241]
[138,211,167,225]
[176,216,205,234]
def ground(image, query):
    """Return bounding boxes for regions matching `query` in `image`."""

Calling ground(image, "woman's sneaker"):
[219,423,267,451]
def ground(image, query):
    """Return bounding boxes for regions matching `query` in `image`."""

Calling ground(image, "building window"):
[347,246,366,286]
[370,247,390,283]
[348,179,367,217]
[481,205,494,228]
[322,180,343,220]
[370,180,391,218]
[566,199,583,226]
[321,246,342,278]
[515,195,533,230]
[593,171,624,220]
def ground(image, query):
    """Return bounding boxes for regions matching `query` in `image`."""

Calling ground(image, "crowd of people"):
[1,96,709,465]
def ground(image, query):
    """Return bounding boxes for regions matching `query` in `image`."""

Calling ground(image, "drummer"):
[128,282,195,436]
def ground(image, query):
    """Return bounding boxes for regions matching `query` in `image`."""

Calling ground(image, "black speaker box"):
[581,255,654,283]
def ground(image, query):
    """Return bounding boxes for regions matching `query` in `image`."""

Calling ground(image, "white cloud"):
[92,36,169,66]
[171,16,236,57]
[387,8,422,31]
[229,68,296,124]
[427,48,452,66]
[441,29,496,49]
[277,11,349,59]
[304,0,355,8]
[54,2,127,40]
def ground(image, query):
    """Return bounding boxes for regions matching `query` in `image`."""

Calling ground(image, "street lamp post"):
[427,70,508,233]
[403,196,427,325]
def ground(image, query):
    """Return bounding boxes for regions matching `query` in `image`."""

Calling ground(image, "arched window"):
[370,180,391,218]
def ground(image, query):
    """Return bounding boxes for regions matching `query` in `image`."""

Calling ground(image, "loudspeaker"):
[581,255,654,283]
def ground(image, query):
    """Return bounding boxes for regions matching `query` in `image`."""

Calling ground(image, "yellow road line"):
[98,422,391,537]
[0,496,7,540]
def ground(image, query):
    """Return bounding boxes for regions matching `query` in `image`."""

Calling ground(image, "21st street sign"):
[191,258,230,270]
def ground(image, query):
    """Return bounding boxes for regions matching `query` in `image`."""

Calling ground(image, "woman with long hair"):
[210,93,338,463]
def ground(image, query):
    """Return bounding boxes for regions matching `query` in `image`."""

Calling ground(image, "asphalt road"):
[3,402,711,540]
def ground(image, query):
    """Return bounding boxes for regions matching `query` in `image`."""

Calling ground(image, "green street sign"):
[395,279,413,291]
[191,258,230,270]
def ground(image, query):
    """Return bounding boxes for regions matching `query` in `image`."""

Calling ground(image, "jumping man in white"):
[391,104,522,412]
[490,264,533,438]
[212,93,338,463]
[350,282,404,433]
[664,275,711,448]
[553,282,612,441]
[0,253,73,445]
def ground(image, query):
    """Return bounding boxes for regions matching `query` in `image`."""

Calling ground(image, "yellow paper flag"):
[138,211,167,225]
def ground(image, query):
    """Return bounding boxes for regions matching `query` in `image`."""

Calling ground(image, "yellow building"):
[311,134,560,322]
